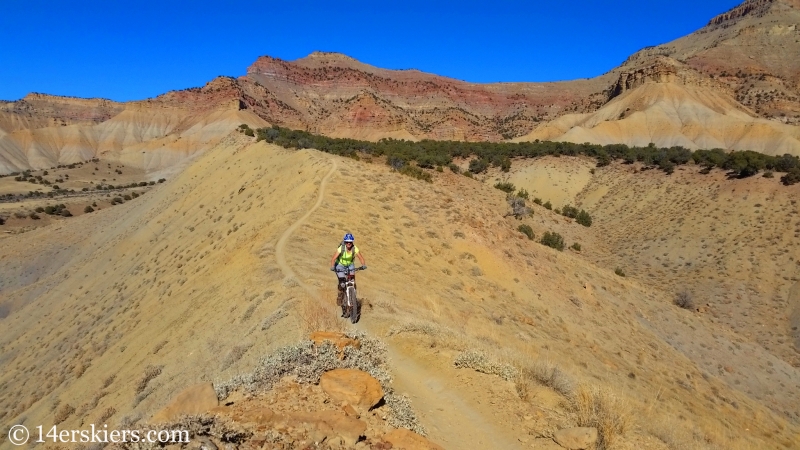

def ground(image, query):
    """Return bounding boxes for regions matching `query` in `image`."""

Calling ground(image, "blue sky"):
[0,0,742,102]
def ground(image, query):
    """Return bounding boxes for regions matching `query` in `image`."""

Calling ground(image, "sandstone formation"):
[2,0,799,174]
[319,369,384,411]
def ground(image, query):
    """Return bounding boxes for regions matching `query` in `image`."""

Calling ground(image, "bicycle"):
[336,266,366,324]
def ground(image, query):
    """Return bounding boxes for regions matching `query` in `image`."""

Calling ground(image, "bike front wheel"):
[347,286,359,324]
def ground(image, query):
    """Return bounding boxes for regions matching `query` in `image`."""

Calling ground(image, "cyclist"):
[329,233,367,316]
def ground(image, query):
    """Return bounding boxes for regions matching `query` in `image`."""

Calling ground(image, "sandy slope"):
[272,157,523,449]
[515,82,800,154]
[0,108,266,173]
[2,137,800,449]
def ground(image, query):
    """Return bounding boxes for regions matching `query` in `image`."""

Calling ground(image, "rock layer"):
[2,0,800,174]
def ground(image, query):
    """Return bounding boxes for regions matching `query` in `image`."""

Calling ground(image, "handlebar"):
[331,266,367,272]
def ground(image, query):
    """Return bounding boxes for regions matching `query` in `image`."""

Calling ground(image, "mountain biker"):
[329,233,367,317]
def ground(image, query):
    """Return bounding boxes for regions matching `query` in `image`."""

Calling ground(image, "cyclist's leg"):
[335,264,346,306]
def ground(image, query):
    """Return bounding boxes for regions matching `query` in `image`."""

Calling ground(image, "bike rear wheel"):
[347,286,359,324]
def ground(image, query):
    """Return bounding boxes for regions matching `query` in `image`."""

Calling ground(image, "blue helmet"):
[343,233,355,242]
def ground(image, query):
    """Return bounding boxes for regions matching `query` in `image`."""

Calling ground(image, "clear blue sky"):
[0,0,742,102]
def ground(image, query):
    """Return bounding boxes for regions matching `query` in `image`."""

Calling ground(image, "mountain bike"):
[337,266,366,324]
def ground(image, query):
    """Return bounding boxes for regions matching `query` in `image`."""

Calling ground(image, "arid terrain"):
[1,132,800,449]
[2,1,800,449]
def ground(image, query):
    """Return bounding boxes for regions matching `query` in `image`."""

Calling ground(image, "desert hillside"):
[2,133,800,449]
[2,0,800,174]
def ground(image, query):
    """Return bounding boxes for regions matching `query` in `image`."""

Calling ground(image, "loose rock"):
[553,427,598,450]
[320,368,384,410]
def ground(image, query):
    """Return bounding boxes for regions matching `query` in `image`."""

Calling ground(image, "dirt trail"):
[274,159,338,292]
[273,158,521,450]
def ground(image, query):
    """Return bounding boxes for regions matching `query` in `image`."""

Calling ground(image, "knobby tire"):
[347,286,359,324]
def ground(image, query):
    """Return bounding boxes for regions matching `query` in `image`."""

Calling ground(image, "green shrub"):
[123,194,132,201]
[60,209,72,217]
[615,267,626,277]
[781,168,800,185]
[543,201,552,210]
[112,197,124,205]
[399,165,433,183]
[30,212,40,220]
[518,224,534,240]
[494,182,516,193]
[468,158,489,174]
[540,231,565,251]
[35,207,44,213]
[244,125,800,188]
[436,166,444,172]
[576,210,593,227]
[448,163,460,173]
[561,205,580,219]
[533,197,542,205]
[158,178,166,183]
[463,171,474,178]
[571,242,582,251]
[763,171,774,178]
[674,291,694,310]
[517,189,529,200]
[84,206,94,213]
[507,196,531,219]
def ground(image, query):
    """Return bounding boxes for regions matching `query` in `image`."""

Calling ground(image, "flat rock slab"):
[383,429,444,450]
[553,427,598,450]
[151,383,219,423]
[320,368,383,410]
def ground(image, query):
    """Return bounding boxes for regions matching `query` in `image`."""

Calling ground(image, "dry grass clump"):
[674,290,695,310]
[387,320,467,350]
[221,344,252,371]
[53,403,75,425]
[453,350,517,381]
[519,359,575,398]
[455,353,629,448]
[214,332,424,435]
[261,309,288,331]
[101,374,116,389]
[135,365,163,394]
[97,406,116,424]
[297,298,345,334]
[569,384,630,450]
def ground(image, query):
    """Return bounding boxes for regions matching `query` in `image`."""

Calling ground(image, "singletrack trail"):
[274,158,521,450]
[274,159,338,292]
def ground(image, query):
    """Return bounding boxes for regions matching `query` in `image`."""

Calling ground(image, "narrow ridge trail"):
[274,159,338,292]
[273,158,521,450]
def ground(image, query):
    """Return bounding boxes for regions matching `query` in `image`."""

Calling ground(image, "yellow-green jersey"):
[336,245,360,266]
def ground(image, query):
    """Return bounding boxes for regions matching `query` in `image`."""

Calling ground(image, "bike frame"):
[336,266,365,323]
